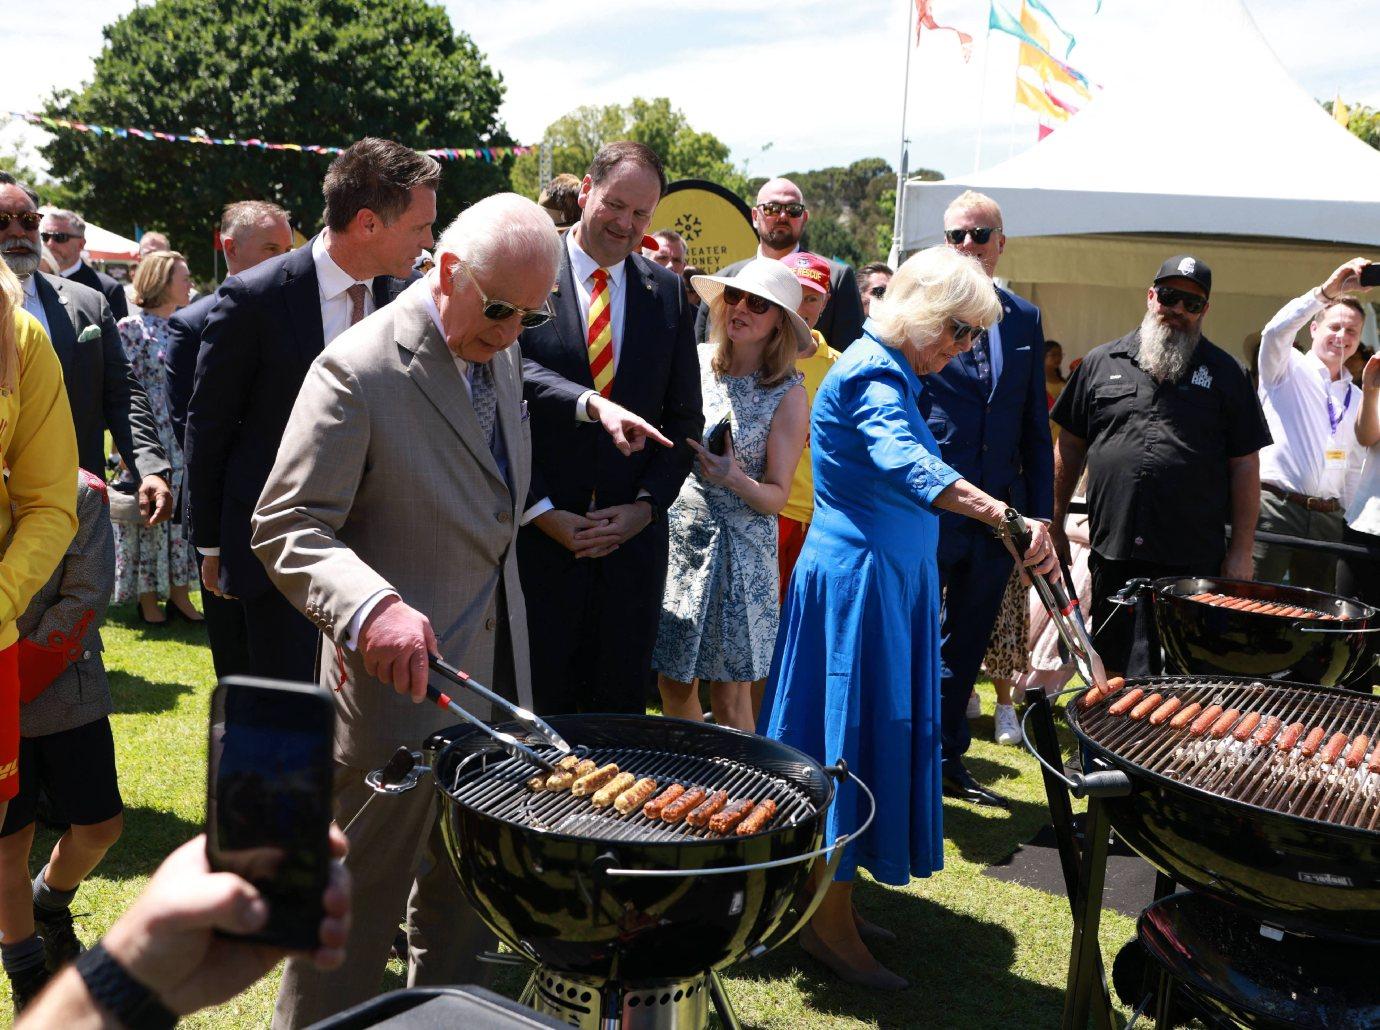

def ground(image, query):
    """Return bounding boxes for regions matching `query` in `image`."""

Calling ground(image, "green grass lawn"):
[3,599,1140,1028]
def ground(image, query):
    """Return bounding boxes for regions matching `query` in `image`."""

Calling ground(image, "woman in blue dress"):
[760,246,1058,990]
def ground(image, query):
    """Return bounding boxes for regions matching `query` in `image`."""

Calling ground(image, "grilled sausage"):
[532,754,581,790]
[1208,708,1241,739]
[1189,704,1225,737]
[1321,732,1350,766]
[1220,597,1248,610]
[1368,744,1380,774]
[1299,726,1327,759]
[708,799,755,835]
[1251,715,1282,746]
[1108,688,1146,717]
[1346,734,1371,769]
[736,798,778,835]
[592,772,637,808]
[643,783,686,819]
[1276,722,1306,751]
[686,790,729,828]
[1169,702,1204,731]
[661,786,707,824]
[1148,697,1183,726]
[1130,692,1164,721]
[572,763,620,797]
[1189,592,1214,602]
[1078,675,1127,710]
[1231,712,1262,742]
[526,773,548,791]
[614,777,660,814]
[546,757,597,792]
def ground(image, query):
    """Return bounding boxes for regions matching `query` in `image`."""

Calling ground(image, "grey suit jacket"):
[251,280,532,770]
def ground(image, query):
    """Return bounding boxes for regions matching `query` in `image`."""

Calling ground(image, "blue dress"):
[759,330,961,885]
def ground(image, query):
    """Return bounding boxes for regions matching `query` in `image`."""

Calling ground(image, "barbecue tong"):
[998,509,1110,692]
[424,656,573,772]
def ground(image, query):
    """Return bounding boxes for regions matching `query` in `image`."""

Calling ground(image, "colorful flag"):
[1024,0,1076,55]
[1333,92,1351,127]
[915,0,975,62]
[989,1,1090,88]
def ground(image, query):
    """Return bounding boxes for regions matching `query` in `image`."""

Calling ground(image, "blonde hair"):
[707,297,798,388]
[870,246,1002,352]
[131,250,186,309]
[0,261,24,392]
[944,189,1003,227]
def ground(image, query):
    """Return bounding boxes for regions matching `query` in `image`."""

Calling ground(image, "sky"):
[5,0,1378,184]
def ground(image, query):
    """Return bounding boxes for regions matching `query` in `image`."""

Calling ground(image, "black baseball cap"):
[1153,254,1211,297]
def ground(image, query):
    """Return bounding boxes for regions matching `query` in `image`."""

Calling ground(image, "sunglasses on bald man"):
[944,227,1000,245]
[758,202,805,218]
[1153,285,1207,315]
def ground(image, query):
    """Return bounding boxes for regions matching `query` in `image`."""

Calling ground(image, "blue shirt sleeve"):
[846,367,961,509]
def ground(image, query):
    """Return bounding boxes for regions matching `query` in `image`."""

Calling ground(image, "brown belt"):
[1262,482,1341,514]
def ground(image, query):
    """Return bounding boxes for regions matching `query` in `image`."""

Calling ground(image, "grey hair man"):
[644,228,687,274]
[39,209,128,319]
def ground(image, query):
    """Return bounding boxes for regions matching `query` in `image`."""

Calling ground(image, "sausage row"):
[1187,592,1337,620]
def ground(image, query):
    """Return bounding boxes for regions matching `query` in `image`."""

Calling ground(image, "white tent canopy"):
[899,0,1380,360]
[82,223,140,263]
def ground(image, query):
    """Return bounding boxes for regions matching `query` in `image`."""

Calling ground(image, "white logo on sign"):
[1178,257,1197,275]
[1191,366,1212,389]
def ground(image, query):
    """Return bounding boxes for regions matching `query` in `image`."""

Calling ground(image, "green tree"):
[39,0,512,278]
[512,97,747,199]
[0,148,80,211]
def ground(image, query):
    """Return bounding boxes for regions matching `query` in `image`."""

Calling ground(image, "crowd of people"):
[0,130,1376,1023]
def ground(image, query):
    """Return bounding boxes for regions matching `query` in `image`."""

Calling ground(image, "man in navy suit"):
[167,200,292,681]
[518,141,703,715]
[184,140,440,683]
[922,191,1053,807]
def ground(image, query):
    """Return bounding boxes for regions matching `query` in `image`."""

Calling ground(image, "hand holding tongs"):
[424,656,574,773]
[997,508,1110,692]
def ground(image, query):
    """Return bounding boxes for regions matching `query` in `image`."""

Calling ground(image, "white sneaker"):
[966,691,981,720]
[994,704,1021,746]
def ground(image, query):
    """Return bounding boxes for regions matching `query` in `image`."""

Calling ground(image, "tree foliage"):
[511,97,747,199]
[39,0,511,278]
[1325,99,1380,150]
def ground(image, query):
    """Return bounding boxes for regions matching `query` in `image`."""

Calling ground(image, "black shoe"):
[34,904,84,971]
[7,962,52,1015]
[941,764,1011,809]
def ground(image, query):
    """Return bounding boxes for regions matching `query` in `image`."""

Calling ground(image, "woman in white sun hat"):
[653,259,809,731]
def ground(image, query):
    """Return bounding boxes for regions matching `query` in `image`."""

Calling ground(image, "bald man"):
[693,177,864,349]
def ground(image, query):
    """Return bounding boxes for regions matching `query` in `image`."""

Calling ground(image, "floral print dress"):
[653,346,802,683]
[112,312,198,601]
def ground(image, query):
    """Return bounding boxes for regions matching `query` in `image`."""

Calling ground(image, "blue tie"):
[969,330,992,392]
[470,362,498,457]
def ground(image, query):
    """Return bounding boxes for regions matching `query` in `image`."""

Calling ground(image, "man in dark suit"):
[922,190,1053,808]
[166,201,292,681]
[185,139,440,684]
[519,141,703,715]
[39,210,129,320]
[0,174,172,523]
[694,177,864,350]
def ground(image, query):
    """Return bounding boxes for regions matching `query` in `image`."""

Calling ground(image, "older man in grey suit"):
[252,193,563,1027]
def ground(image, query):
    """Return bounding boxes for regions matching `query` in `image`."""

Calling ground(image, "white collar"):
[567,231,626,288]
[59,259,83,278]
[1303,350,1353,390]
[21,273,38,301]
[312,233,370,302]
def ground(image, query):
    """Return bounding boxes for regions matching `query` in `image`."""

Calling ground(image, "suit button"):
[496,511,512,524]
[82,650,91,660]
[982,444,989,452]
[485,617,496,631]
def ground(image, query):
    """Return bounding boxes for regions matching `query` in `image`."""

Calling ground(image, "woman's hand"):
[1363,353,1380,392]
[687,436,745,490]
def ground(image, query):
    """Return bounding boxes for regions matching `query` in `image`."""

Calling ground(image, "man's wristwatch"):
[75,943,179,1028]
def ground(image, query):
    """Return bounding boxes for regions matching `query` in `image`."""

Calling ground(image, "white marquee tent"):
[898,0,1380,361]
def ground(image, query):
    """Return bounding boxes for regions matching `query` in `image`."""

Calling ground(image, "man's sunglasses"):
[758,202,805,218]
[456,260,553,328]
[944,227,1001,245]
[868,284,887,299]
[952,318,983,342]
[0,212,42,233]
[40,231,79,245]
[722,286,776,315]
[1153,285,1207,315]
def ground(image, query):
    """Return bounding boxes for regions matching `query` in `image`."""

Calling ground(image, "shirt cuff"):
[576,390,596,422]
[196,547,220,557]
[343,589,398,650]
[521,498,554,525]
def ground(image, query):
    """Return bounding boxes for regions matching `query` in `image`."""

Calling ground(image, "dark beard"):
[758,224,800,250]
[1138,311,1200,383]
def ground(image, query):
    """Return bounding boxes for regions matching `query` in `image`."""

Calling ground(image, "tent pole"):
[974,19,994,171]
[893,0,915,263]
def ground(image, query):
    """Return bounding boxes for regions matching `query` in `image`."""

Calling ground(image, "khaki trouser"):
[1253,488,1344,592]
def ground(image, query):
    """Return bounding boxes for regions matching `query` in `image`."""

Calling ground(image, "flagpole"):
[892,0,915,263]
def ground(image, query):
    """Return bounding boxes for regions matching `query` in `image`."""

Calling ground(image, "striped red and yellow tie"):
[586,268,614,398]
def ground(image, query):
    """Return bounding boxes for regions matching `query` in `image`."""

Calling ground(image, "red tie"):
[586,269,614,398]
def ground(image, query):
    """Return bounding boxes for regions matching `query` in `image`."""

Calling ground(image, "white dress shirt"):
[1258,289,1365,504]
[313,233,375,347]
[20,274,51,340]
[59,259,83,278]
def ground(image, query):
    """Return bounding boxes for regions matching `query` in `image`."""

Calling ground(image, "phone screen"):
[207,679,334,949]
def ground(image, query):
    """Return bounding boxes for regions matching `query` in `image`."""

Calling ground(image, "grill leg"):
[518,970,537,1009]
[708,970,742,1030]
[599,981,624,1030]
[1153,969,1176,1029]
[1063,795,1114,1030]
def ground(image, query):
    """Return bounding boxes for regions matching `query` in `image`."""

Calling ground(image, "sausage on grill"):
[643,783,686,819]
[532,754,581,790]
[546,758,597,792]
[1148,697,1183,726]
[1298,726,1327,759]
[572,763,620,797]
[1321,732,1350,766]
[1368,744,1380,774]
[708,799,755,835]
[614,777,659,814]
[1108,688,1146,717]
[1130,693,1164,721]
[1251,715,1281,746]
[1170,702,1204,731]
[1346,734,1371,769]
[1276,722,1306,751]
[686,790,729,828]
[661,786,707,824]
[592,772,637,808]
[736,798,778,835]
[1078,676,1127,710]
[1231,712,1262,742]
[1208,708,1241,739]
[1189,705,1225,737]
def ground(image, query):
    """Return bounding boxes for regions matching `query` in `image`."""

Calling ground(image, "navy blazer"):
[66,261,129,321]
[166,291,216,451]
[519,250,702,517]
[919,285,1053,541]
[183,241,403,600]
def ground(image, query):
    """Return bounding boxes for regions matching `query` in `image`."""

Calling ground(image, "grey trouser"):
[1253,489,1344,592]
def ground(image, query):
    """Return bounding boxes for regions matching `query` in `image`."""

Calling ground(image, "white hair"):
[436,193,561,282]
[870,246,1002,351]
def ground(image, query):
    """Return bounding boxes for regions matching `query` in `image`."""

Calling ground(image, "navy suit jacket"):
[166,291,216,451]
[183,241,403,600]
[66,261,129,321]
[919,285,1053,548]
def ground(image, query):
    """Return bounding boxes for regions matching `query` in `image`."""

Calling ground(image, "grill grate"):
[444,745,817,843]
[1076,678,1380,832]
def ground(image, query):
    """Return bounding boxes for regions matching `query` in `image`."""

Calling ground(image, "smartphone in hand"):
[206,677,335,950]
[1359,263,1380,288]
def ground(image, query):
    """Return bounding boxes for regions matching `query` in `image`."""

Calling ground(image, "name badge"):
[1325,447,1347,471]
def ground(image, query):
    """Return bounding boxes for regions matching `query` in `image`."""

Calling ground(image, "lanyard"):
[1325,385,1352,436]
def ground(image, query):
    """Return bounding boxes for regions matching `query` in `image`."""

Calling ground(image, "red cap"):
[641,234,659,251]
[786,252,830,295]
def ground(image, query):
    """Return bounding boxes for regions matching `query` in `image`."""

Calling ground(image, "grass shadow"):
[32,803,203,884]
[108,667,196,715]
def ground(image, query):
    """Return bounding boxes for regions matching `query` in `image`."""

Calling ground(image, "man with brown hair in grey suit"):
[252,193,569,1027]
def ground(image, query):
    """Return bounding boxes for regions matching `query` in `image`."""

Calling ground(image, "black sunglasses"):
[0,212,42,233]
[758,201,805,218]
[944,227,1001,245]
[1153,285,1207,315]
[722,285,776,315]
[951,318,983,342]
[456,260,553,328]
[867,284,886,299]
[40,231,79,245]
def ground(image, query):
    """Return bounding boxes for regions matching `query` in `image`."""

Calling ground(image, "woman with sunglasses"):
[758,246,1057,990]
[652,260,809,731]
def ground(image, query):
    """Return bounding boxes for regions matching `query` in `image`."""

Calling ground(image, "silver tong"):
[424,656,574,773]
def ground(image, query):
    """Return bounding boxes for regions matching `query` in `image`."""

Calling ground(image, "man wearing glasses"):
[925,191,1052,805]
[857,261,892,318]
[1050,256,1269,677]
[694,178,864,350]
[39,210,129,320]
